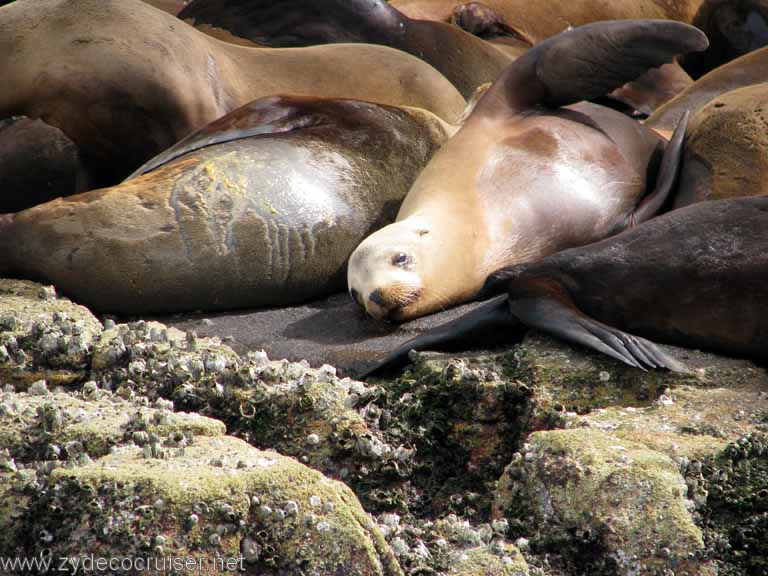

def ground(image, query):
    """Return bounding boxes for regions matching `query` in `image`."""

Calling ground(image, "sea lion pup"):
[0,96,452,314]
[363,196,768,377]
[0,117,88,212]
[177,0,512,99]
[347,20,708,322]
[0,0,465,187]
[648,45,768,131]
[673,82,768,208]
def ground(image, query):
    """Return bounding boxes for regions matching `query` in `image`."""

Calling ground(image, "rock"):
[448,544,529,576]
[24,436,402,576]
[0,279,103,389]
[494,429,707,575]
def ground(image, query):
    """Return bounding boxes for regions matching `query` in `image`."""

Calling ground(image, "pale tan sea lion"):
[365,197,768,376]
[0,0,465,186]
[347,20,708,322]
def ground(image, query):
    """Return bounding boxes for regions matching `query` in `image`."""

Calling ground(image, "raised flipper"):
[126,96,335,179]
[359,296,522,378]
[474,20,708,115]
[626,110,690,227]
[505,282,689,372]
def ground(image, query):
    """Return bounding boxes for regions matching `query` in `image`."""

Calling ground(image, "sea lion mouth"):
[366,286,422,322]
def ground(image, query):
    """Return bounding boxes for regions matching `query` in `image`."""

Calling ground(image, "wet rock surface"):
[0,278,766,575]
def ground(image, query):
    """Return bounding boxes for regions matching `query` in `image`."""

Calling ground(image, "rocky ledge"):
[0,278,765,575]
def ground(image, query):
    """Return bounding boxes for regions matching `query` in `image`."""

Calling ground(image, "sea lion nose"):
[368,289,390,308]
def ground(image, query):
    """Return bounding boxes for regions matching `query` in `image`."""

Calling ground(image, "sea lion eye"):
[417,229,430,236]
[392,252,411,267]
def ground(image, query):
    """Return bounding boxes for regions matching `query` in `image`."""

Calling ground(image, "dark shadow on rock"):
[141,292,491,377]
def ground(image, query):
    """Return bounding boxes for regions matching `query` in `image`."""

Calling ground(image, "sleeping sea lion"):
[347,19,708,322]
[389,0,701,42]
[177,0,512,99]
[0,0,465,187]
[673,82,768,208]
[648,46,768,131]
[0,96,452,314]
[0,116,87,212]
[363,197,768,376]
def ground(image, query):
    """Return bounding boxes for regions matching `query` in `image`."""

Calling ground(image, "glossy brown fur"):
[0,117,87,211]
[609,62,694,116]
[495,197,768,361]
[178,0,512,98]
[0,96,450,314]
[0,0,465,187]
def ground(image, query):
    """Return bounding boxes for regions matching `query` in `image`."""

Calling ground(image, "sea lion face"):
[347,217,435,322]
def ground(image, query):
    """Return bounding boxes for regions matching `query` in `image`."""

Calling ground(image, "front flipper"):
[627,110,690,227]
[475,20,708,115]
[360,296,521,378]
[126,96,334,179]
[507,288,688,372]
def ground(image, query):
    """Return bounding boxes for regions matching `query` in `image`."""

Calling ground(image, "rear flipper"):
[628,110,690,227]
[507,292,688,372]
[359,296,521,378]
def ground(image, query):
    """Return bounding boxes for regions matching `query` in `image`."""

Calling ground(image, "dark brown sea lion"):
[0,96,452,314]
[673,82,768,208]
[365,196,768,376]
[177,0,512,99]
[0,117,87,212]
[347,20,708,322]
[648,46,768,131]
[0,0,465,187]
[683,0,768,78]
[607,63,695,117]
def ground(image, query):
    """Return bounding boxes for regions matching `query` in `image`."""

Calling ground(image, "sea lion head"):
[347,215,446,322]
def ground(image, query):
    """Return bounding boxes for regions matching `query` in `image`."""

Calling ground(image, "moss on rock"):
[494,429,708,575]
[16,436,402,575]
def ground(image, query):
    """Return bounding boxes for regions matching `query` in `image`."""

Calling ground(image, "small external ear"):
[126,96,331,179]
[475,19,709,116]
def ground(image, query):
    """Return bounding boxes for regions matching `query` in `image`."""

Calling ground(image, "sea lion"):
[683,0,768,78]
[389,0,701,42]
[177,0,512,99]
[0,96,452,314]
[0,116,87,212]
[673,82,768,208]
[648,46,768,130]
[0,0,465,187]
[607,63,695,117]
[347,20,708,322]
[449,2,532,60]
[364,196,768,376]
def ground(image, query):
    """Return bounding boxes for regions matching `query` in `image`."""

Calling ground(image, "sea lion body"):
[0,0,465,186]
[648,46,768,130]
[0,97,451,314]
[0,116,87,212]
[674,82,768,208]
[366,197,768,375]
[178,0,513,99]
[348,20,707,322]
